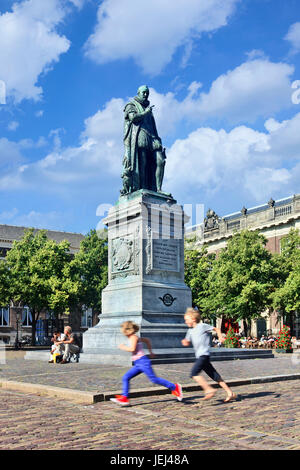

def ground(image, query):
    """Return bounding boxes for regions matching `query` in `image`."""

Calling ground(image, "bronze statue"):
[121,85,166,194]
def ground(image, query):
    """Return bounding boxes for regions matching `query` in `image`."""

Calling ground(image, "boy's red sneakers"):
[110,395,130,406]
[171,383,183,401]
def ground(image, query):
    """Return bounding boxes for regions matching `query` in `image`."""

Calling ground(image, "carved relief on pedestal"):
[111,227,140,279]
[112,237,133,271]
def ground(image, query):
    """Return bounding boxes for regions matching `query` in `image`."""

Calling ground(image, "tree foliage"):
[184,241,215,312]
[71,229,108,315]
[271,229,300,316]
[200,230,275,333]
[3,229,79,344]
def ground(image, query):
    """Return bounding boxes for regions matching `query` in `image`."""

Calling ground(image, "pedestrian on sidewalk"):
[182,308,237,403]
[110,321,183,406]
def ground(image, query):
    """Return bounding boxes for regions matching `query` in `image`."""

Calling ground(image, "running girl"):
[110,321,183,406]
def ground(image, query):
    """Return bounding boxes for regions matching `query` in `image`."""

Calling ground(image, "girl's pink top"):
[132,339,145,361]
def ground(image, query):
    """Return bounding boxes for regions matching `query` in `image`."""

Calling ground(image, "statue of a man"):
[121,85,166,194]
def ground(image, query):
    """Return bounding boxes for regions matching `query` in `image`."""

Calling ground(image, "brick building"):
[0,224,93,345]
[185,194,300,338]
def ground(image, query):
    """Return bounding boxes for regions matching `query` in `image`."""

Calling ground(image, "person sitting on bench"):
[55,326,80,364]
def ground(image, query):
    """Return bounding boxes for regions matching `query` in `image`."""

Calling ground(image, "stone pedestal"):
[82,190,192,365]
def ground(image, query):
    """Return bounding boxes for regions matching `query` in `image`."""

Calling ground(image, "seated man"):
[55,326,80,364]
[49,330,66,363]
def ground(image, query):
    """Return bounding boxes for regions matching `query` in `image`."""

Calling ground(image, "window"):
[22,307,32,326]
[0,307,9,326]
[81,308,93,328]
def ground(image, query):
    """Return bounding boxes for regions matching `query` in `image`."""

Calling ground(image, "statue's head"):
[137,85,149,102]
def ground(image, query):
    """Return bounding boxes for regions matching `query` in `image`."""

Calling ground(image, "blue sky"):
[0,0,299,234]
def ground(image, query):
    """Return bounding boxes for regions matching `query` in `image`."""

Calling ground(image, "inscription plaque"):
[152,239,179,272]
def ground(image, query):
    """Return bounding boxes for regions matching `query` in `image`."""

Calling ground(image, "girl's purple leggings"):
[122,355,176,397]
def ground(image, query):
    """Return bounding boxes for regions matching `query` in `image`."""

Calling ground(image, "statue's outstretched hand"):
[145,105,155,114]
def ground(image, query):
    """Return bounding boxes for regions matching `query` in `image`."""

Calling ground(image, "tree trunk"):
[31,311,40,346]
[31,316,36,346]
[243,319,249,337]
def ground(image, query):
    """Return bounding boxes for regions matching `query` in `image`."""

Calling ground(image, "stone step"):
[25,347,274,364]
[150,348,274,364]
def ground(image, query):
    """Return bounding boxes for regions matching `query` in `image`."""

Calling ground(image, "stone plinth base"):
[82,190,193,365]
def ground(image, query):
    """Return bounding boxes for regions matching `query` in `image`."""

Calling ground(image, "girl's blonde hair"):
[121,321,139,335]
[184,308,201,323]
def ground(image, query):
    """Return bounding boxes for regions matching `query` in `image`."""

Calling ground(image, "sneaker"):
[171,383,183,401]
[110,395,130,406]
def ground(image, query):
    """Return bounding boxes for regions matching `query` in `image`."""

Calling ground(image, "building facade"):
[186,194,300,338]
[0,224,93,345]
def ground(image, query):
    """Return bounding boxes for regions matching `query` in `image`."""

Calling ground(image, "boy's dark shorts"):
[190,355,222,382]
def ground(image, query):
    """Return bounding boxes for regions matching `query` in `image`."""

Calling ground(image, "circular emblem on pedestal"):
[159,293,176,307]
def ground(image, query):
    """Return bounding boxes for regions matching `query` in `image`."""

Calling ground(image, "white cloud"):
[0,138,25,170]
[145,59,294,134]
[243,168,291,202]
[0,97,125,193]
[165,113,300,202]
[0,208,18,221]
[195,59,294,123]
[0,0,71,102]
[0,87,299,211]
[84,0,239,75]
[246,49,265,60]
[68,0,86,8]
[7,121,19,131]
[285,22,300,54]
[36,97,125,184]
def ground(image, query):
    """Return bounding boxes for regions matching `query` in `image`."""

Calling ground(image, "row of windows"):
[0,307,32,327]
[0,307,93,328]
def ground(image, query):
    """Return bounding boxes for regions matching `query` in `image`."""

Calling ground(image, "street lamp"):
[14,306,23,350]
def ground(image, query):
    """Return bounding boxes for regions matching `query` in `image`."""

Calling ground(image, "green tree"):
[0,258,9,305]
[184,241,216,313]
[5,229,78,345]
[271,229,300,323]
[201,230,275,336]
[71,229,108,319]
[279,228,300,267]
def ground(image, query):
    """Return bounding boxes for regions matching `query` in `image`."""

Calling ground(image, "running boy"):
[182,308,236,402]
[110,321,183,406]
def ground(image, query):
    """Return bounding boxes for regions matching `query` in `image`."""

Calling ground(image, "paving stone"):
[0,351,299,450]
[1,351,299,393]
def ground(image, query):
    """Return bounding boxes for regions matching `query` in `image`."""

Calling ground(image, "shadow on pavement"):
[107,390,282,409]
[211,391,281,406]
[237,391,281,400]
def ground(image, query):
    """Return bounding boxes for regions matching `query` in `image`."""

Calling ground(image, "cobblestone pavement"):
[0,380,299,450]
[1,351,299,392]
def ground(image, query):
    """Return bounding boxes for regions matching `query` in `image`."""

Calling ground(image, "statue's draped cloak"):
[123,98,159,191]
